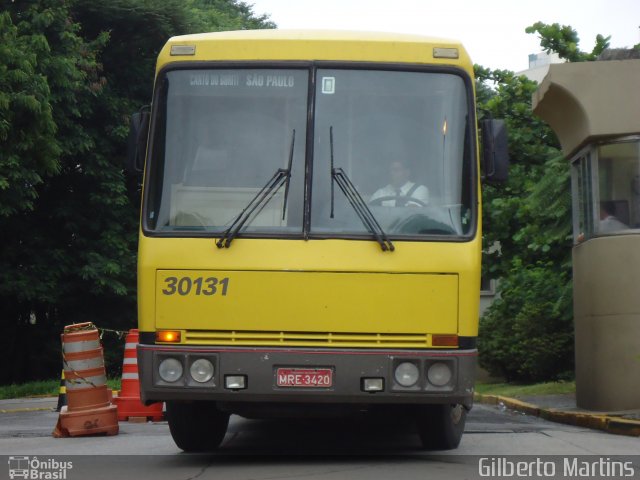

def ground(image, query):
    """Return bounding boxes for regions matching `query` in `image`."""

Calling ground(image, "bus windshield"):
[146,68,309,234]
[313,69,472,237]
[145,67,474,239]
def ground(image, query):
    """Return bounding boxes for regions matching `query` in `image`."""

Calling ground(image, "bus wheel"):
[166,401,230,452]
[416,404,467,450]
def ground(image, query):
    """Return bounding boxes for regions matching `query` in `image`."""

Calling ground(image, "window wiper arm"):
[216,169,287,248]
[216,130,295,249]
[329,127,394,252]
[332,168,395,252]
[281,129,295,220]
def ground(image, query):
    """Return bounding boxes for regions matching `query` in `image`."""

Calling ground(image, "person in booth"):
[599,201,628,233]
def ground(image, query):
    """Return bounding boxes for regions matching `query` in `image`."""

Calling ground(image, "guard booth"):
[533,59,640,411]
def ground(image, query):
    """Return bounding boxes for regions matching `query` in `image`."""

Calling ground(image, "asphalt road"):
[1,401,638,480]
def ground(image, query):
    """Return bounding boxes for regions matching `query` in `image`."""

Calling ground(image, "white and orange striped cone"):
[53,322,119,438]
[114,329,163,422]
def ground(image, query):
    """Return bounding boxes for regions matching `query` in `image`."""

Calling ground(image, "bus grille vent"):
[183,330,436,348]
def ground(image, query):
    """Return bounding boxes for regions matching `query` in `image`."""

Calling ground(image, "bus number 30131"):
[162,276,229,296]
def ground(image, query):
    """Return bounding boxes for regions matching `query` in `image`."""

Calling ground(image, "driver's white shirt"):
[370,181,429,207]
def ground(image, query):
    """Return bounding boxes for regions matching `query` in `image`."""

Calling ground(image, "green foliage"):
[518,153,572,263]
[475,27,583,381]
[0,379,59,399]
[479,261,574,381]
[0,0,273,384]
[187,0,276,32]
[475,66,568,280]
[0,7,65,217]
[525,22,610,62]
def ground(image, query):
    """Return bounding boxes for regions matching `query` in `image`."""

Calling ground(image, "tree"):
[0,0,274,384]
[0,0,108,382]
[476,67,566,279]
[525,22,610,62]
[0,4,89,217]
[187,0,276,32]
[477,22,612,381]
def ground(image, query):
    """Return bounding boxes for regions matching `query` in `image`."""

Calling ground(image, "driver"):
[370,160,429,207]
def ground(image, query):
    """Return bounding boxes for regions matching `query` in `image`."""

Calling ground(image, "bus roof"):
[157,29,473,75]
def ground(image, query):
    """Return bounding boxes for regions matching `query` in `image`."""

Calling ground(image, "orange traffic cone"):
[114,329,163,422]
[53,322,119,438]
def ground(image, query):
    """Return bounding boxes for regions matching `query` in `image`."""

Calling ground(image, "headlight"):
[394,362,419,387]
[158,358,183,383]
[190,358,214,383]
[427,362,452,386]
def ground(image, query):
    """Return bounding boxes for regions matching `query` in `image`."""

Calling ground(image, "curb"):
[475,393,640,437]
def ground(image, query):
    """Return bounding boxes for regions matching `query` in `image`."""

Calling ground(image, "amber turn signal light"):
[156,330,181,343]
[432,334,458,347]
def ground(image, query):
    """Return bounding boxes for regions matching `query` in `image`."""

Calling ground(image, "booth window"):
[571,138,640,243]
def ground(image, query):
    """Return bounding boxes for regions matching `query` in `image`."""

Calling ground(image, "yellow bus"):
[127,30,508,452]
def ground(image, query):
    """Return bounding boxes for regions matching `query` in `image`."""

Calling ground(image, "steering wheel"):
[390,213,455,235]
[368,195,427,207]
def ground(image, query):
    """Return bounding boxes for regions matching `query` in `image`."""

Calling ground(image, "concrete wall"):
[573,234,640,410]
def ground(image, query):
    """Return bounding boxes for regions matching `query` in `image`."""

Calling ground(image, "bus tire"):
[416,404,466,450]
[166,401,230,452]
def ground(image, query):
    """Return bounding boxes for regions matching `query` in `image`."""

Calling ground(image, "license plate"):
[276,368,333,388]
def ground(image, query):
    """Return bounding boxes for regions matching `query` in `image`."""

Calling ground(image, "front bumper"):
[137,344,476,407]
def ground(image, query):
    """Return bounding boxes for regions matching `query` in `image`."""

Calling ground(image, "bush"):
[478,261,574,382]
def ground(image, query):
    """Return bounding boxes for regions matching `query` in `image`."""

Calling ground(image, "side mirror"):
[480,119,509,183]
[125,107,150,175]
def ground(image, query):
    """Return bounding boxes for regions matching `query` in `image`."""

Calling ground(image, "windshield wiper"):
[281,129,295,221]
[216,129,295,248]
[329,127,394,252]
